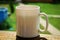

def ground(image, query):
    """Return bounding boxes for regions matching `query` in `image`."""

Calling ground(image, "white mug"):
[16,5,48,38]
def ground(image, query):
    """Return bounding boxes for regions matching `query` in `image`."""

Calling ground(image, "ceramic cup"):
[16,5,48,38]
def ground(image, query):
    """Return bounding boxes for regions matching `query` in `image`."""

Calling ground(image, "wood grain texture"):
[0,31,60,40]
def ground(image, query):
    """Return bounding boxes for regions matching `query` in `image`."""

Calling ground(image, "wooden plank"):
[0,31,60,40]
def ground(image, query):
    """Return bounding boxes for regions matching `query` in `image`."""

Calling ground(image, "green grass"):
[42,16,60,30]
[48,17,60,30]
[40,24,51,34]
[6,13,16,31]
[28,3,60,15]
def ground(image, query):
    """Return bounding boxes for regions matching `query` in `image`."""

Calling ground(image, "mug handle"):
[38,12,48,32]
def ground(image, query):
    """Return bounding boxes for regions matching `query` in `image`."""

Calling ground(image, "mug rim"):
[16,5,40,10]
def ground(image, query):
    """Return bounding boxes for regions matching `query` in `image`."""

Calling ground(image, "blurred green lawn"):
[40,24,51,34]
[28,3,60,15]
[48,17,60,30]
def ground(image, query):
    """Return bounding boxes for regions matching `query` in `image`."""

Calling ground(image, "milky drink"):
[16,5,40,37]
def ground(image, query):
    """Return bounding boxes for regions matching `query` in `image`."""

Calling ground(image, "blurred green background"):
[0,3,60,34]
